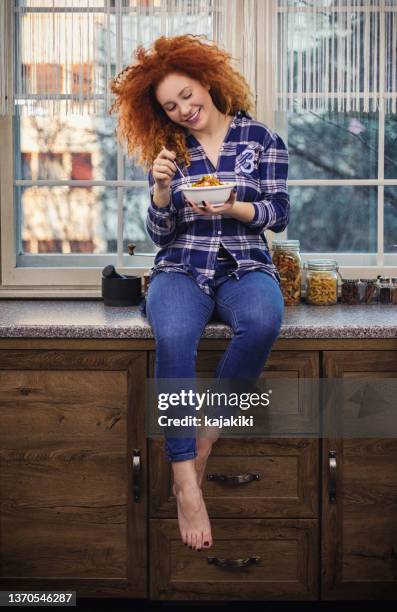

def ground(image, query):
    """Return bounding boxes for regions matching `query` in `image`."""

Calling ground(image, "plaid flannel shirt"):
[145,110,290,298]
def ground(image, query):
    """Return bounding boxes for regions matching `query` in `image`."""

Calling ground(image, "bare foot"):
[172,471,205,550]
[175,483,212,551]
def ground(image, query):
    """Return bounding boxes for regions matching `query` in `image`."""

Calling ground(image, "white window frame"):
[0,0,396,297]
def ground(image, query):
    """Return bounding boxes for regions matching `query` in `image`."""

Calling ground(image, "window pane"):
[385,187,397,254]
[123,186,157,254]
[385,114,397,180]
[18,186,118,254]
[16,109,118,181]
[288,111,378,180]
[124,160,147,181]
[287,186,377,252]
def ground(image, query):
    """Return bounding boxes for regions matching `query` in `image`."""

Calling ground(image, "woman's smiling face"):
[155,72,213,132]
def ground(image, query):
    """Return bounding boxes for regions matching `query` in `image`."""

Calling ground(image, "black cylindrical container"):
[101,272,142,306]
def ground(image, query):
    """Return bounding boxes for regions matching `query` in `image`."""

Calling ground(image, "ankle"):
[196,441,213,459]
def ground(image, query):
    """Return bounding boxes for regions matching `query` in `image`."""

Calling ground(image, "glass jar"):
[359,278,379,304]
[271,239,301,306]
[341,279,360,305]
[392,278,397,305]
[377,277,392,304]
[304,259,339,306]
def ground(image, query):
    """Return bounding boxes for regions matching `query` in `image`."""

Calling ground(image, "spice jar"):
[359,278,378,304]
[304,259,339,306]
[271,239,301,305]
[341,279,360,305]
[378,277,393,304]
[392,278,397,305]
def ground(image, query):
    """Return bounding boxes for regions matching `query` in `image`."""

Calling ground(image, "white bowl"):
[181,182,236,207]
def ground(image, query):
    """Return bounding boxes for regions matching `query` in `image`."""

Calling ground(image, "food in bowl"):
[182,175,236,207]
[192,175,224,187]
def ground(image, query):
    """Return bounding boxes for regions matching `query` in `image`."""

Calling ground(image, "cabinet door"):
[322,351,397,600]
[0,350,146,598]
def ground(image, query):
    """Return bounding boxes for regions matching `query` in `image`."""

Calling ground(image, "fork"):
[174,161,191,187]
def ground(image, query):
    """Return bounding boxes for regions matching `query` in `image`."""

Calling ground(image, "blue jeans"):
[145,259,284,462]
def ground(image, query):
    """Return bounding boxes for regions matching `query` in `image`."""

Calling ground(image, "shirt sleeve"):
[245,132,290,232]
[145,169,177,247]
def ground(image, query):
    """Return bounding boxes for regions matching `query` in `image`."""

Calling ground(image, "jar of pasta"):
[271,239,301,305]
[304,259,339,306]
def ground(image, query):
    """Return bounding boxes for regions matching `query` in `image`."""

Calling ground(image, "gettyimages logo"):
[145,377,397,439]
[156,387,273,429]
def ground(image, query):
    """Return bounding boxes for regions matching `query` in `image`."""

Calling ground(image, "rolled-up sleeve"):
[145,170,177,247]
[245,132,290,232]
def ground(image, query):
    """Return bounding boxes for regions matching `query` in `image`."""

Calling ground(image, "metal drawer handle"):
[132,449,141,502]
[207,555,261,568]
[206,472,260,485]
[329,450,337,504]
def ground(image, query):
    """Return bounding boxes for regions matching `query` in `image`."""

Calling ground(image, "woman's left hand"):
[185,188,237,216]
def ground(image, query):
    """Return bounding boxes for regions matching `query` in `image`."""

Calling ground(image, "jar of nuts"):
[271,239,301,305]
[304,259,339,306]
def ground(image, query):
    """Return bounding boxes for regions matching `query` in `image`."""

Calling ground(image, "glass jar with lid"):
[271,239,301,306]
[304,259,340,306]
[377,277,393,304]
[341,279,360,305]
[359,278,379,304]
[392,278,397,305]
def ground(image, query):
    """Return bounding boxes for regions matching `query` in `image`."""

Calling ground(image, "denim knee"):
[236,311,283,348]
[155,329,199,367]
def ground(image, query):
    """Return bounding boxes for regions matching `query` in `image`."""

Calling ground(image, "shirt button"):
[233,253,237,256]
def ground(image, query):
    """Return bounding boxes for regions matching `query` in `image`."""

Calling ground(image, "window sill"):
[0,287,103,299]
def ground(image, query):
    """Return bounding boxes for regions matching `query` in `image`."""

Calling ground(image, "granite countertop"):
[0,299,396,339]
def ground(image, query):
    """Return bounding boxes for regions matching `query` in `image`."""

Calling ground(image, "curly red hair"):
[109,34,254,170]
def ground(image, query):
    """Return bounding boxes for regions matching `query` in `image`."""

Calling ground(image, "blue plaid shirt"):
[146,110,290,298]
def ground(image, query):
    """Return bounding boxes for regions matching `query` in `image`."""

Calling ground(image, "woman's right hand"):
[152,147,177,191]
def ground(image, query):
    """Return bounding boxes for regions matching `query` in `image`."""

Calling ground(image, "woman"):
[110,34,290,553]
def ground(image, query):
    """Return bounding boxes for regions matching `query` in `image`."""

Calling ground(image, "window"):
[35,63,63,95]
[274,1,397,271]
[0,0,214,292]
[71,64,93,98]
[0,0,395,295]
[71,153,93,181]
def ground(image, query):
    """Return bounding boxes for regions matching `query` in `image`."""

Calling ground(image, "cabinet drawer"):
[150,518,318,600]
[149,350,319,378]
[149,437,318,518]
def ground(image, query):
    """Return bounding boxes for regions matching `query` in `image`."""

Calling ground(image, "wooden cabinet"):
[322,351,397,600]
[149,350,320,600]
[0,349,147,598]
[1,339,397,602]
